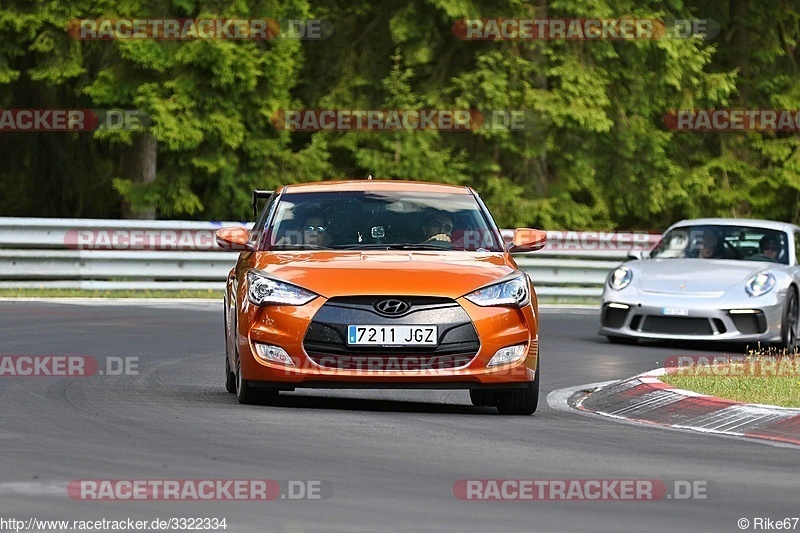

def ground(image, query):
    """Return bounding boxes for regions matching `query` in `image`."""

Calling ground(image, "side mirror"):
[627,249,649,260]
[215,227,252,251]
[507,228,547,253]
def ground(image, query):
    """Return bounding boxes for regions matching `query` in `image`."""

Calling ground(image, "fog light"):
[487,344,527,367]
[254,344,295,366]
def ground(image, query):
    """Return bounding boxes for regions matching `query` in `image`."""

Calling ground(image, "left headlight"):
[247,271,318,306]
[465,273,530,307]
[608,266,633,290]
[745,272,775,297]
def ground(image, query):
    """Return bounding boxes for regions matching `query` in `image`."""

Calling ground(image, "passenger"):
[695,229,722,259]
[421,212,454,243]
[276,213,332,247]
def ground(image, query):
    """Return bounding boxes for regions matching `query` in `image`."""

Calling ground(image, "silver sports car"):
[599,218,800,348]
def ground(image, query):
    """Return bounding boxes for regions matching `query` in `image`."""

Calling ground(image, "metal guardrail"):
[0,218,659,298]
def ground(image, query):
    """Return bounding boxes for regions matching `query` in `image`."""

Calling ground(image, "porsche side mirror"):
[627,249,649,260]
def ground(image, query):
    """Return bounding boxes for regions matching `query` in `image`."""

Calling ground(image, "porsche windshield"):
[261,190,504,252]
[650,225,790,264]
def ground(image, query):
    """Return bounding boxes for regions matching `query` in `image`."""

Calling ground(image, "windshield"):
[650,224,789,264]
[260,190,504,252]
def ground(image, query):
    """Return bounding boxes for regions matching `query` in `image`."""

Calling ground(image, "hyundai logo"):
[375,298,410,316]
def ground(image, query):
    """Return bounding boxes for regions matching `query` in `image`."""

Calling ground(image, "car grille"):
[303,296,480,371]
[730,312,767,335]
[305,352,475,371]
[641,316,714,335]
[601,306,629,328]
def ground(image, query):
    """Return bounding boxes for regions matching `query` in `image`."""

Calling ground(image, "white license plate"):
[347,325,438,346]
[662,307,689,316]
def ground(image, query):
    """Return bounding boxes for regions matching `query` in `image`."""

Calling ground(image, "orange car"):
[216,180,546,414]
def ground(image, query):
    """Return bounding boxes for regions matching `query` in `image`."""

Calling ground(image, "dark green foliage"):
[0,0,797,229]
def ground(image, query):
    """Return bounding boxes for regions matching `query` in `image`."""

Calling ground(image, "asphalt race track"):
[0,300,796,532]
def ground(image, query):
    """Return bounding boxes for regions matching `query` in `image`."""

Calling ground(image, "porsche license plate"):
[347,325,438,346]
[662,307,689,316]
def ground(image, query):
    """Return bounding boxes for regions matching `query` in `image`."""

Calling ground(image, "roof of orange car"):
[279,180,472,194]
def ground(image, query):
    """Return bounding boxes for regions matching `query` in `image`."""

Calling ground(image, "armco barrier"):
[0,218,659,297]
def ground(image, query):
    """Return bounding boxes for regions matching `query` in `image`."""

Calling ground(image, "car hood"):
[636,259,770,295]
[252,251,516,298]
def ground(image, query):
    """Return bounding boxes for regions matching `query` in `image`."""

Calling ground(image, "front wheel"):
[225,354,236,394]
[469,389,493,407]
[781,288,799,352]
[235,356,278,405]
[495,361,540,415]
[607,335,638,345]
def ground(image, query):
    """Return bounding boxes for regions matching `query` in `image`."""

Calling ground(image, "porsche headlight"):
[745,272,775,297]
[247,271,318,306]
[465,273,530,307]
[608,266,633,290]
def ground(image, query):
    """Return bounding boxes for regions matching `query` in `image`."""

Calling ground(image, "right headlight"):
[247,271,318,306]
[745,272,775,297]
[608,266,633,290]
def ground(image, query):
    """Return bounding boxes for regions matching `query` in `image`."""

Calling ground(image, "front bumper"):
[598,293,785,343]
[237,296,539,388]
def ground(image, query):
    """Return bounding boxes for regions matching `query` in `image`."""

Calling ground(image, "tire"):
[235,356,261,405]
[469,389,494,407]
[224,308,236,394]
[607,335,638,345]
[224,353,236,394]
[781,288,799,352]
[495,361,540,415]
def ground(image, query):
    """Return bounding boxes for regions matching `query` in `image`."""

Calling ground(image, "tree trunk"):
[121,133,157,219]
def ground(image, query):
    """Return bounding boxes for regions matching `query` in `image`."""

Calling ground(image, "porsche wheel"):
[495,361,539,415]
[781,288,799,352]
[607,335,637,345]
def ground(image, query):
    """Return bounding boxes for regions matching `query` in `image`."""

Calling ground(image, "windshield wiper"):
[331,243,450,250]
[268,244,328,250]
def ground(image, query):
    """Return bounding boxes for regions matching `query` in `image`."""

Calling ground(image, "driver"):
[421,212,454,243]
[757,234,780,262]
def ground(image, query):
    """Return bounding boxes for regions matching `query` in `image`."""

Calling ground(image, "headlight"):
[247,271,318,306]
[465,273,530,307]
[745,272,775,297]
[608,266,633,290]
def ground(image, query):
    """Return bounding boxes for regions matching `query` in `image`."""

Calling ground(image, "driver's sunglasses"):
[764,244,779,252]
[431,221,454,234]
[303,226,327,233]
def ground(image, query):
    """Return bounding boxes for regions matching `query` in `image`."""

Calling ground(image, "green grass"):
[0,288,223,299]
[660,374,800,408]
[661,347,800,408]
